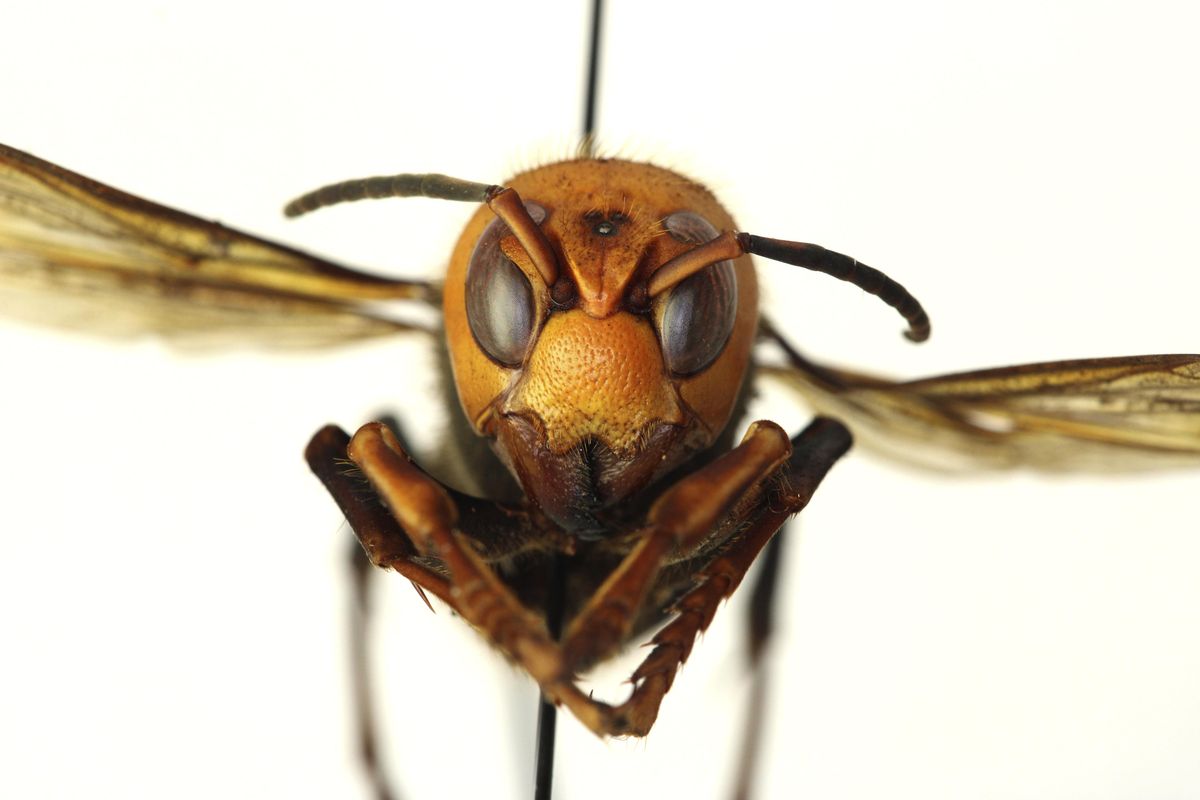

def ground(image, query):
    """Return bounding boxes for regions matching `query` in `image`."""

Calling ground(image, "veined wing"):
[761,324,1200,471]
[0,143,436,348]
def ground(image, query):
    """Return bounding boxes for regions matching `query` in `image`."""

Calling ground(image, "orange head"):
[443,159,758,536]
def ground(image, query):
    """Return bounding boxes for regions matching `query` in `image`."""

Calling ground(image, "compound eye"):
[465,203,546,366]
[660,211,739,375]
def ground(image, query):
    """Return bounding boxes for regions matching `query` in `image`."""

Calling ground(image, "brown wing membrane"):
[0,143,436,348]
[761,325,1200,470]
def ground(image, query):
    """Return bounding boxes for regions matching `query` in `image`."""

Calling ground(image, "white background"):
[2,1,1199,799]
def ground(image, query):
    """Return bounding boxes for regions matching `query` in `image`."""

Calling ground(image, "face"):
[443,159,758,534]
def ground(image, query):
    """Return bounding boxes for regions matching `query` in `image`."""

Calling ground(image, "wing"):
[0,143,437,348]
[760,324,1200,471]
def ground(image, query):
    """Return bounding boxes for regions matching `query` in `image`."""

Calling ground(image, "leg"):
[307,425,457,607]
[344,423,564,684]
[310,424,441,800]
[729,529,788,800]
[310,417,849,741]
[347,537,401,800]
[307,424,566,601]
[308,423,566,800]
[552,417,852,736]
[559,420,796,671]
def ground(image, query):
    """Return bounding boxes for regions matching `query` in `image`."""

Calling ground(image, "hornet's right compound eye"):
[465,203,547,366]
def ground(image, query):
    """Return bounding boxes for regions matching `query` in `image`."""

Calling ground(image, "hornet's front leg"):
[324,422,566,685]
[550,417,852,736]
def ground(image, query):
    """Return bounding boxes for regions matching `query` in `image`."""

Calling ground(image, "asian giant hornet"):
[1,2,1198,799]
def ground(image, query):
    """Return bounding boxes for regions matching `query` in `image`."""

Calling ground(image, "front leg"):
[344,422,564,684]
[307,424,456,608]
[559,420,796,670]
[308,416,851,741]
[551,417,853,736]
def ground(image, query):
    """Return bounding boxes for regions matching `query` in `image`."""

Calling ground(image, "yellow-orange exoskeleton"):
[444,160,758,534]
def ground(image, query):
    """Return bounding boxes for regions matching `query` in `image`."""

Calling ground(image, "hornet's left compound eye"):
[465,203,546,366]
[659,211,739,375]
